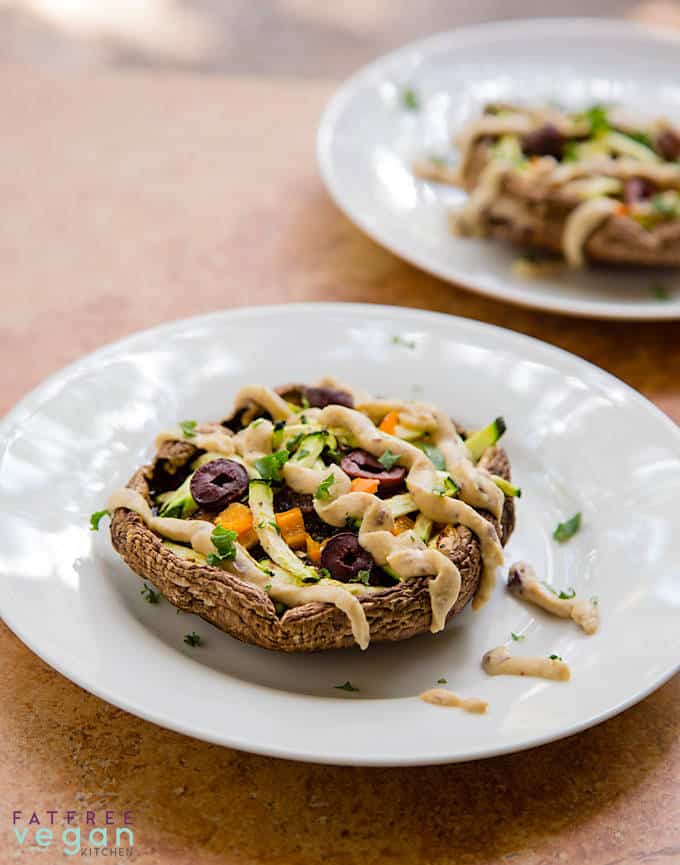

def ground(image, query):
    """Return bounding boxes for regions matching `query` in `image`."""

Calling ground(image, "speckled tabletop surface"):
[0,66,678,865]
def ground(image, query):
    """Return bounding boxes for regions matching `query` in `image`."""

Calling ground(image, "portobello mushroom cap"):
[459,139,680,266]
[109,437,515,652]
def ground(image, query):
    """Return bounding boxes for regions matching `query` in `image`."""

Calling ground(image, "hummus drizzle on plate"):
[507,561,600,634]
[419,688,488,714]
[482,646,571,681]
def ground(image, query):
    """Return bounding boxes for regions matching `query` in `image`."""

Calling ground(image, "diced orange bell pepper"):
[378,409,399,435]
[275,507,307,550]
[305,534,322,564]
[351,477,380,495]
[216,502,257,548]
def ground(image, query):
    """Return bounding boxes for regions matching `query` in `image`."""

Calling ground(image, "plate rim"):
[316,16,680,322]
[1,301,679,766]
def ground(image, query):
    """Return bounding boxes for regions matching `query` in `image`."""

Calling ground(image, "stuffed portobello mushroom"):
[105,379,517,652]
[416,103,680,268]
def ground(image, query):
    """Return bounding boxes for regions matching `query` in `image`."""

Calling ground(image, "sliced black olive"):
[190,459,248,510]
[656,128,680,162]
[304,386,354,409]
[340,449,406,494]
[624,177,653,204]
[521,124,564,160]
[320,533,374,583]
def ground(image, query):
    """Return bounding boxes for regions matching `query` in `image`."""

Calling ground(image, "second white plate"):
[318,18,680,319]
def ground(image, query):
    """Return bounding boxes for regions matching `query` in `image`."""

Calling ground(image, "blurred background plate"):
[318,18,680,319]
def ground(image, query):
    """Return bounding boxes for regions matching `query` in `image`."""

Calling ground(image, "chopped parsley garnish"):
[553,512,581,542]
[319,567,331,579]
[349,569,371,586]
[184,632,202,647]
[581,104,610,136]
[651,283,671,301]
[345,515,362,530]
[179,419,197,438]
[89,509,109,531]
[254,449,289,482]
[264,583,272,593]
[549,654,563,661]
[591,595,599,606]
[511,632,525,642]
[140,583,161,604]
[413,440,445,470]
[268,520,281,535]
[251,418,264,428]
[437,677,448,684]
[273,420,286,431]
[335,681,360,692]
[274,601,287,616]
[401,87,420,111]
[206,525,238,566]
[315,474,335,500]
[392,334,416,350]
[378,449,400,470]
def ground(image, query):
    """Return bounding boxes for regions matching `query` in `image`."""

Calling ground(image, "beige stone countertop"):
[0,65,678,864]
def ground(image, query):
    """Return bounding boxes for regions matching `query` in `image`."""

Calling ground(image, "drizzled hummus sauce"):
[108,383,507,649]
[482,646,571,681]
[507,561,599,635]
[419,688,488,714]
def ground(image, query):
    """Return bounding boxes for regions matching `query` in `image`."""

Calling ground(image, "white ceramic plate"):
[317,19,680,320]
[1,303,678,765]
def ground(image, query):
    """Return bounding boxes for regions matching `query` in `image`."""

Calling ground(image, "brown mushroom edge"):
[110,438,515,653]
[460,140,680,267]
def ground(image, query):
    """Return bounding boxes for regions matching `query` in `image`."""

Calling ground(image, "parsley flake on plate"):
[89,509,109,531]
[553,512,581,542]
[391,334,417,350]
[401,87,420,111]
[140,583,161,604]
[335,681,360,692]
